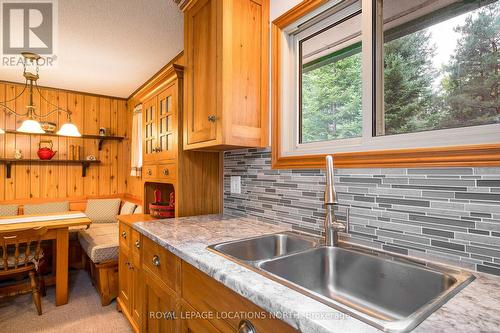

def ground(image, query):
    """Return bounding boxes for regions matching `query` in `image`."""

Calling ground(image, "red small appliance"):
[149,190,175,219]
[37,140,57,160]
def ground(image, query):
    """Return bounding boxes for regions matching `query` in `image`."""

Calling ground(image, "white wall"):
[270,0,302,20]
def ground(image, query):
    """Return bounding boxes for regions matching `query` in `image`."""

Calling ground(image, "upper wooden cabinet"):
[183,0,270,151]
[143,69,180,164]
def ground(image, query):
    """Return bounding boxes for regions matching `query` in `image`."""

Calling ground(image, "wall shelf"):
[0,158,101,178]
[3,130,124,151]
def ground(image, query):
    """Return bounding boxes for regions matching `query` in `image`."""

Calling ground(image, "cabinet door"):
[118,249,132,311]
[156,85,177,160]
[185,0,218,145]
[143,96,157,163]
[131,263,142,329]
[142,270,179,333]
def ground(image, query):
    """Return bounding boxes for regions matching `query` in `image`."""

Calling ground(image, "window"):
[299,2,362,143]
[272,0,500,168]
[379,0,500,136]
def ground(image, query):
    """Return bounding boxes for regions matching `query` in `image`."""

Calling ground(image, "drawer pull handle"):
[135,240,141,248]
[121,231,127,239]
[146,169,153,176]
[152,255,160,267]
[208,115,216,122]
[238,320,256,333]
[162,169,169,176]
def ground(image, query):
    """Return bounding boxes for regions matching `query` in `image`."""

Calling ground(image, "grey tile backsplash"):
[223,148,500,276]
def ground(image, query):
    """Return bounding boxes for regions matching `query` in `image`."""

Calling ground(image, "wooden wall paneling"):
[57,91,68,198]
[38,88,59,198]
[4,84,16,200]
[83,95,99,195]
[14,84,30,199]
[0,81,129,203]
[117,100,130,196]
[67,93,84,197]
[29,88,41,199]
[0,84,5,200]
[110,99,119,194]
[98,97,111,195]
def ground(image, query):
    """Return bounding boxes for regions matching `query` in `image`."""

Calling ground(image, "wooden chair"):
[0,227,48,315]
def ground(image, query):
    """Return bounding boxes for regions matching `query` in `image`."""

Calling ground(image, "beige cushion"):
[134,206,143,214]
[24,201,69,215]
[0,204,18,217]
[85,199,121,223]
[78,223,119,263]
[120,201,137,215]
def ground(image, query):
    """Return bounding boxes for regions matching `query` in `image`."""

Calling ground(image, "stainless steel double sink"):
[208,232,475,333]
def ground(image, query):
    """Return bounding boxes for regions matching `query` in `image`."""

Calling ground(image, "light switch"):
[230,176,241,194]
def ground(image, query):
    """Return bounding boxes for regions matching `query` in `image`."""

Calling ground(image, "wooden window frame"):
[271,0,500,169]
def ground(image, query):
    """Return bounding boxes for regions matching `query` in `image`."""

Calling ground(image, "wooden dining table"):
[0,211,91,306]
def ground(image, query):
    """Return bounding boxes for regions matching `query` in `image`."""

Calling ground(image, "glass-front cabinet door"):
[142,96,157,163]
[156,84,177,160]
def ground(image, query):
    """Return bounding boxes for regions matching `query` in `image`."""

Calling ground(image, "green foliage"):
[301,53,362,143]
[442,1,500,127]
[383,31,438,134]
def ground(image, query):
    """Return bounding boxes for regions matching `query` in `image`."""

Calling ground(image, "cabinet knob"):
[208,115,216,122]
[152,255,160,267]
[238,320,256,333]
[135,240,141,249]
[162,169,169,176]
[121,231,127,239]
[146,169,152,176]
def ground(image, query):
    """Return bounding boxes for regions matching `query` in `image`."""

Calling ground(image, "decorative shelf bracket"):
[5,161,11,179]
[82,161,90,177]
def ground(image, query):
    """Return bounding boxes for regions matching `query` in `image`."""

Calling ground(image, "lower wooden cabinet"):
[118,247,142,333]
[181,303,222,333]
[118,219,297,333]
[142,268,179,333]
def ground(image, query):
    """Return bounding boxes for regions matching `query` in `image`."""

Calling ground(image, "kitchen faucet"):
[324,155,348,246]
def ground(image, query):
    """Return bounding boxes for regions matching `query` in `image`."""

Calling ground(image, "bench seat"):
[78,223,119,263]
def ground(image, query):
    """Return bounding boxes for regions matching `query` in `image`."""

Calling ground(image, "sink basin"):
[208,232,318,262]
[258,246,475,332]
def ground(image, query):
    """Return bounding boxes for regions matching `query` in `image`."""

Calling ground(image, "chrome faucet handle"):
[325,155,336,205]
[333,208,350,232]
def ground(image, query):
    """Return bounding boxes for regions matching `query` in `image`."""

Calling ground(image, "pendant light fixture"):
[0,53,82,137]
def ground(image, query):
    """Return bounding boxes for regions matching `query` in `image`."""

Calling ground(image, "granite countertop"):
[133,214,500,333]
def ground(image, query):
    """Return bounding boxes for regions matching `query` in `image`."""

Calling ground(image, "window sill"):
[271,143,500,169]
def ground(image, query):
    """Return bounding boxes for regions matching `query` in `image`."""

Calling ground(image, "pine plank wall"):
[0,82,134,203]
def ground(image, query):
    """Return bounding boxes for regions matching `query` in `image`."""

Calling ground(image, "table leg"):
[55,228,69,306]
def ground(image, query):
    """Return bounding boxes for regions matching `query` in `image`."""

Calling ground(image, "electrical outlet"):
[230,176,241,194]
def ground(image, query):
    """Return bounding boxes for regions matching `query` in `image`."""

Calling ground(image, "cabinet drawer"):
[182,262,297,333]
[142,165,157,180]
[157,163,176,181]
[119,223,131,251]
[130,229,141,267]
[142,235,180,292]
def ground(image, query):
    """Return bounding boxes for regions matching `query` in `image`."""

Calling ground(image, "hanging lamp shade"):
[17,119,45,134]
[56,122,81,137]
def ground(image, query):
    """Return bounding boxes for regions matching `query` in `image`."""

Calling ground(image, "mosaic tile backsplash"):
[224,148,500,276]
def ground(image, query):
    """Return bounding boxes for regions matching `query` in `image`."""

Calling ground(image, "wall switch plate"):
[230,176,241,194]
